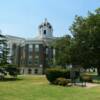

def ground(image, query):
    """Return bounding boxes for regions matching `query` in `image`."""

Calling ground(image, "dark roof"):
[39,20,52,29]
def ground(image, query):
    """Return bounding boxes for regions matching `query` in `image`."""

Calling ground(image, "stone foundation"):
[19,67,43,75]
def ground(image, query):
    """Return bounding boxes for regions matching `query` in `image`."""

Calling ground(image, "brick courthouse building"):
[6,19,56,74]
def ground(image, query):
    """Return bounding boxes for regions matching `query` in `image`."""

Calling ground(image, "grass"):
[0,75,100,100]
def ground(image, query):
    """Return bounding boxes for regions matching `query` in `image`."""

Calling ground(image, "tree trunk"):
[97,67,100,76]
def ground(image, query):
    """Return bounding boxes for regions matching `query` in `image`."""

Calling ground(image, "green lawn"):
[0,75,100,100]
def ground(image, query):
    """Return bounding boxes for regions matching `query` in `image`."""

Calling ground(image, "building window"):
[44,23,46,26]
[34,56,39,65]
[35,55,39,59]
[29,51,32,55]
[49,26,51,29]
[35,44,39,52]
[46,48,48,54]
[34,69,38,74]
[28,69,32,74]
[23,48,25,59]
[29,55,32,59]
[29,44,33,52]
[44,30,46,35]
[34,45,39,65]
[28,59,32,64]
[29,44,33,49]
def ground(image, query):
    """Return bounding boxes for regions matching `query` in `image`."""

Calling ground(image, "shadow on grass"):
[0,77,23,82]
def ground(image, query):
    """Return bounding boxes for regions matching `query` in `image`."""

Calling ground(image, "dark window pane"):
[28,69,32,74]
[34,69,38,74]
[44,30,46,35]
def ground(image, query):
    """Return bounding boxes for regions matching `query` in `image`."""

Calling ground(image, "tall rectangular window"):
[44,30,46,35]
[46,48,48,54]
[35,44,39,52]
[34,55,39,65]
[29,44,33,52]
[29,44,33,56]
[34,45,39,65]
[28,59,32,65]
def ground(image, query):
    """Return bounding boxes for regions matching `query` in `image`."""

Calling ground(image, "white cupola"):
[38,18,53,38]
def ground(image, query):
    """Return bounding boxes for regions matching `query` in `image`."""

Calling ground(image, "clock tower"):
[38,18,53,38]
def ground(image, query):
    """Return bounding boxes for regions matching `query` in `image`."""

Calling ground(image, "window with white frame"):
[35,44,39,52]
[28,59,32,64]
[29,55,32,59]
[29,44,33,55]
[29,44,33,52]
[34,55,39,65]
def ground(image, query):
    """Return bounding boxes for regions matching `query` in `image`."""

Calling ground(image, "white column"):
[53,48,56,65]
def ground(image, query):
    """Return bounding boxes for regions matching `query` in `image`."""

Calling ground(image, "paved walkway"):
[73,82,100,88]
[85,83,100,88]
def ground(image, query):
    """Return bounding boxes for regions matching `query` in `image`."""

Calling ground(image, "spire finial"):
[45,18,47,23]
[0,30,2,34]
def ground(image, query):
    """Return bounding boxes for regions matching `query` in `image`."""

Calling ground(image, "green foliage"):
[52,35,72,66]
[46,68,70,84]
[80,74,93,83]
[0,75,100,100]
[0,34,9,67]
[6,65,19,78]
[0,64,19,80]
[69,8,100,75]
[0,68,7,80]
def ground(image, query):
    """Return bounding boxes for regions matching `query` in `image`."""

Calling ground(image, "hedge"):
[45,68,70,84]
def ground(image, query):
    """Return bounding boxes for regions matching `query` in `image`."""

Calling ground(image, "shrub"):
[80,75,92,82]
[70,70,80,80]
[45,68,70,84]
[0,68,7,80]
[6,66,19,78]
[54,77,71,86]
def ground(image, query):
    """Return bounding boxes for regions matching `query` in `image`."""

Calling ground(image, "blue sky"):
[0,0,99,38]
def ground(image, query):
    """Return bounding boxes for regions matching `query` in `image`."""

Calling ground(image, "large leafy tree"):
[70,8,100,75]
[53,35,71,67]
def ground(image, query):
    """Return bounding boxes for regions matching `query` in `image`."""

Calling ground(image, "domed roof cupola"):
[38,18,53,38]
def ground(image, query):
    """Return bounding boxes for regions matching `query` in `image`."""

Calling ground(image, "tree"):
[0,34,9,67]
[70,8,100,75]
[53,35,71,67]
[0,34,19,79]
